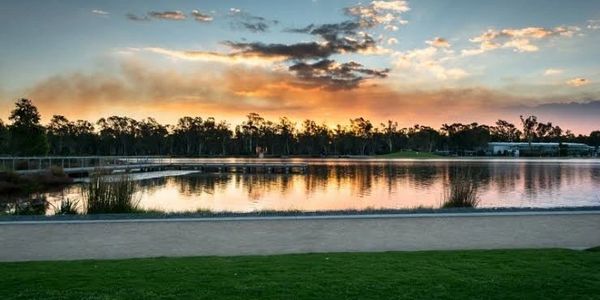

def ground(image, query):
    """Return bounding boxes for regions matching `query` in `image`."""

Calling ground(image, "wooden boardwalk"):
[0,157,308,176]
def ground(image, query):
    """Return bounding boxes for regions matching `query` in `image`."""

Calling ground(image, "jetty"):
[0,156,308,176]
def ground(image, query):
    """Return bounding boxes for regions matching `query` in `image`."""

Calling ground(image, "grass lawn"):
[1,249,599,299]
[377,150,441,158]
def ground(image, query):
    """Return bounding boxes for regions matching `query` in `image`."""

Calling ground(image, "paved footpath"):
[1,211,599,262]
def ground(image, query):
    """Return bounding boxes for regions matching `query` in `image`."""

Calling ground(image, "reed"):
[442,171,480,208]
[84,174,139,214]
[53,199,79,215]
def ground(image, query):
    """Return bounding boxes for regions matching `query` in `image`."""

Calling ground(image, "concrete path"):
[1,211,599,262]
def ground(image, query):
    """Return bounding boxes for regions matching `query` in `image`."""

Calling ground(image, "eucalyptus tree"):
[381,120,398,153]
[47,115,72,155]
[96,116,138,155]
[71,120,96,155]
[350,117,373,155]
[241,113,264,154]
[588,131,600,149]
[408,125,440,152]
[491,120,521,142]
[136,117,168,155]
[0,119,8,154]
[8,99,49,155]
[277,117,296,156]
[298,120,330,156]
[520,115,538,149]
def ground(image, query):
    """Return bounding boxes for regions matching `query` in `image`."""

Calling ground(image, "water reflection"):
[4,159,600,214]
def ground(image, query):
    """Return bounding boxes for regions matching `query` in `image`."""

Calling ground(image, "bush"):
[84,174,139,214]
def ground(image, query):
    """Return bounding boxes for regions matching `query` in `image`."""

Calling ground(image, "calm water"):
[35,159,600,213]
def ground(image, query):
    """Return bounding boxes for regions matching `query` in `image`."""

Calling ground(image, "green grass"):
[1,249,599,299]
[377,150,441,158]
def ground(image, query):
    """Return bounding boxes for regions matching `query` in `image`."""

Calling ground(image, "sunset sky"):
[1,0,599,133]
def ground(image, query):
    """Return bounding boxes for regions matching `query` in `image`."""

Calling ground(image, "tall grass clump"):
[442,170,480,208]
[84,174,139,214]
[53,199,79,215]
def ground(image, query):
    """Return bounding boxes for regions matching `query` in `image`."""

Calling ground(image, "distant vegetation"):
[0,98,599,157]
[0,167,72,195]
[377,150,441,158]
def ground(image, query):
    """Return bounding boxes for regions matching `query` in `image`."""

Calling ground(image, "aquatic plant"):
[442,171,480,208]
[53,198,79,215]
[84,174,139,214]
[12,194,48,215]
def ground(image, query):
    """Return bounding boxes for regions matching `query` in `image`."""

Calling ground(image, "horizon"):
[1,0,599,133]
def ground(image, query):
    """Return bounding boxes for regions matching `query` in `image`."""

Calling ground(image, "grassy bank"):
[1,249,598,299]
[377,150,441,158]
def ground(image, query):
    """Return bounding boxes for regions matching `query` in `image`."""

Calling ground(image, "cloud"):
[126,13,150,22]
[387,37,398,45]
[543,69,563,76]
[92,10,109,16]
[18,59,501,126]
[148,11,186,21]
[191,10,213,22]
[140,2,398,90]
[587,20,600,30]
[566,78,589,87]
[393,41,468,81]
[228,9,278,33]
[462,26,580,56]
[288,59,389,90]
[345,0,410,29]
[143,47,287,65]
[426,37,450,48]
[18,58,599,133]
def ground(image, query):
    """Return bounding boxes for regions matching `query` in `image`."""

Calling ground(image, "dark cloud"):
[225,41,341,60]
[289,59,389,90]
[229,10,278,33]
[126,13,150,22]
[226,21,377,61]
[289,21,361,40]
[243,20,380,89]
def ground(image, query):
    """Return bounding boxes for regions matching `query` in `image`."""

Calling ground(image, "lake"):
[32,158,600,214]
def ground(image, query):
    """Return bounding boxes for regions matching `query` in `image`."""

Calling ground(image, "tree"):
[277,117,296,156]
[381,120,398,153]
[47,115,72,155]
[8,99,49,155]
[491,120,520,142]
[408,125,440,152]
[0,119,8,154]
[520,115,538,149]
[588,131,600,148]
[351,117,373,155]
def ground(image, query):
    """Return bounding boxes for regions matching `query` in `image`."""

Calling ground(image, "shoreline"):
[2,205,600,222]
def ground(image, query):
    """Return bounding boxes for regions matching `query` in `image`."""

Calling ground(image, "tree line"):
[1,99,599,157]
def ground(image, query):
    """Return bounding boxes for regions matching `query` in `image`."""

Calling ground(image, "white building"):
[488,142,595,157]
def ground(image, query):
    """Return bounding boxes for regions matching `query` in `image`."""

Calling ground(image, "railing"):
[0,156,309,173]
[0,156,169,172]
